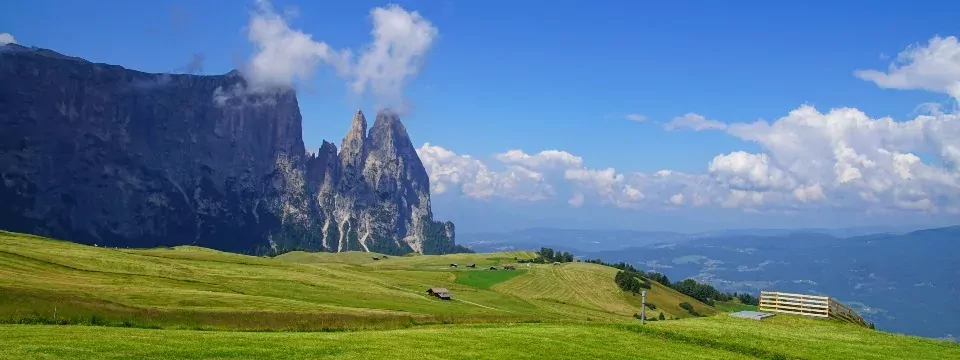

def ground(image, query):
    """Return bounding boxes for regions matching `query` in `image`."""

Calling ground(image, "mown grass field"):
[1,229,958,359]
[1,316,957,359]
[0,230,707,330]
[455,269,526,289]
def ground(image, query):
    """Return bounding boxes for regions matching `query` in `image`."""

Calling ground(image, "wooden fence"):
[758,291,868,327]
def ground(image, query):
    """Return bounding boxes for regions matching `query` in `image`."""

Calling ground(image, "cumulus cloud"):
[664,113,727,131]
[352,5,438,112]
[496,149,583,170]
[243,0,350,90]
[855,35,960,99]
[568,193,585,207]
[708,152,798,191]
[625,113,647,122]
[0,33,16,45]
[420,103,960,214]
[227,1,436,111]
[414,34,960,215]
[416,144,555,201]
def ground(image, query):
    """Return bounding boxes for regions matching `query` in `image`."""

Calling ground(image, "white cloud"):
[228,1,436,111]
[495,149,583,170]
[855,35,960,99]
[669,193,685,205]
[416,143,554,201]
[625,113,647,122]
[0,33,16,45]
[244,0,350,90]
[664,113,727,131]
[421,104,960,214]
[411,35,960,215]
[568,193,585,207]
[708,151,798,191]
[352,5,438,112]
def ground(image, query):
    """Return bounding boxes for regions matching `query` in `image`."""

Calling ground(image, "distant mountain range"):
[459,225,925,253]
[460,225,960,339]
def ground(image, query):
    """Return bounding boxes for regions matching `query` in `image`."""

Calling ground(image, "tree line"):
[584,258,759,307]
[522,247,575,263]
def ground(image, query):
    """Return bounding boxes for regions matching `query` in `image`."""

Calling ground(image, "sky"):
[3,0,960,232]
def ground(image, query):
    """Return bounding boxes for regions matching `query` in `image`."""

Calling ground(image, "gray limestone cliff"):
[0,44,458,255]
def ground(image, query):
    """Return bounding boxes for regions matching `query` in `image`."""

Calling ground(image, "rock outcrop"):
[0,44,457,255]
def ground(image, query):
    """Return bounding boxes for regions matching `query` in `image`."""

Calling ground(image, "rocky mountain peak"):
[366,109,428,194]
[339,109,369,179]
[0,46,459,256]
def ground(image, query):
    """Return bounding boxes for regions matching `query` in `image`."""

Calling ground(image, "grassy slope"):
[2,316,957,360]
[0,231,704,328]
[2,230,957,359]
[495,262,718,319]
[0,323,753,360]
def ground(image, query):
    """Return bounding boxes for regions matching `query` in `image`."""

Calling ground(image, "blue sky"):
[4,0,960,232]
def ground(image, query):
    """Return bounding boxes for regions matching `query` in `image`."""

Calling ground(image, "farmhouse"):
[426,287,452,300]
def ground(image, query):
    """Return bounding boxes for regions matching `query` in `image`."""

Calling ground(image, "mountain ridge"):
[0,44,457,255]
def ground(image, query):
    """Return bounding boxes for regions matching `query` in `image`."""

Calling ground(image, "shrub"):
[679,302,700,316]
[658,312,665,321]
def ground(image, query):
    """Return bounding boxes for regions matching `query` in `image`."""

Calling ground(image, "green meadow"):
[0,230,957,359]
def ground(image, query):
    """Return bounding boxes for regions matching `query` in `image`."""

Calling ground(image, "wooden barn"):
[426,287,452,300]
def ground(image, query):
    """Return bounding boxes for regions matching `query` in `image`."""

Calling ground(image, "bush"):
[615,270,651,294]
[679,302,700,316]
[658,312,665,321]
[734,292,760,306]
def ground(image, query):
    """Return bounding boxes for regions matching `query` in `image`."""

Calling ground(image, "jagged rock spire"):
[340,109,369,176]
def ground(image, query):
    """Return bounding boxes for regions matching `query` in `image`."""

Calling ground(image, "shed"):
[426,287,452,300]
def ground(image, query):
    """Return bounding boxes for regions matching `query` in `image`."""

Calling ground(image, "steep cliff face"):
[0,44,456,255]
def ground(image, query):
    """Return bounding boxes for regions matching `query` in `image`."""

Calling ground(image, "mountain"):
[458,225,936,253]
[0,44,456,255]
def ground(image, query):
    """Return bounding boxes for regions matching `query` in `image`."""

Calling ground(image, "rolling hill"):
[0,230,710,329]
[0,230,957,359]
